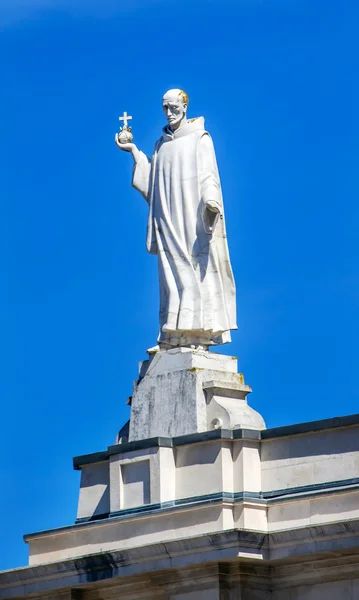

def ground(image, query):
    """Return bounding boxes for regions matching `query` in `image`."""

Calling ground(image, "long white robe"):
[132,117,237,346]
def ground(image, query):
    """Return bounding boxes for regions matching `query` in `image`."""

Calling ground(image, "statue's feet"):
[147,344,160,355]
[147,342,209,354]
[189,344,209,351]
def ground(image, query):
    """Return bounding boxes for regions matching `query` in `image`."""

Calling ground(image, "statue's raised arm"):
[115,89,237,351]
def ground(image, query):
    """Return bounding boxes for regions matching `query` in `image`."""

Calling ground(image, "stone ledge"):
[4,523,359,599]
[75,478,359,524]
[73,413,359,470]
[0,530,267,598]
[25,478,359,538]
[73,415,359,471]
[263,476,359,501]
[25,492,265,539]
[73,428,261,469]
[263,412,359,440]
[203,379,252,399]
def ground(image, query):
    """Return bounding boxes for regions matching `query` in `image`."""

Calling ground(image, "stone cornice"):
[3,522,359,599]
[0,530,265,599]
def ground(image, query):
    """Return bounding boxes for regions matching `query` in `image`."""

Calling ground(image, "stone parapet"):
[21,415,359,568]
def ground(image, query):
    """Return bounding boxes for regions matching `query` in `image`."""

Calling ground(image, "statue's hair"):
[163,88,189,106]
[178,90,189,106]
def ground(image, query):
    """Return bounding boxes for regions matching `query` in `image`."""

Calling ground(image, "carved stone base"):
[128,347,265,441]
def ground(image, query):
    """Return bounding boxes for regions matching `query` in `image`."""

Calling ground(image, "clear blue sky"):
[0,0,358,571]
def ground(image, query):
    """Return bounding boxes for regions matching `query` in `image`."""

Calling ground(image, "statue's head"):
[162,89,189,131]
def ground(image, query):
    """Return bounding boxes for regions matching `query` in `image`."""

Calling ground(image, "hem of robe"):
[157,328,233,347]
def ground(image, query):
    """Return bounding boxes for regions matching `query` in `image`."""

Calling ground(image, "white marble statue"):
[115,89,237,349]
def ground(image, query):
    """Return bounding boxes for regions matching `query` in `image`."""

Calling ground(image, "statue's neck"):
[170,116,188,133]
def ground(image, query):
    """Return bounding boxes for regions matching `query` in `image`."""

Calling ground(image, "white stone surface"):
[14,420,359,600]
[115,89,236,348]
[158,446,176,503]
[129,347,264,441]
[26,504,236,565]
[21,410,359,600]
[175,440,229,499]
[74,419,359,548]
[234,502,268,530]
[261,426,359,491]
[110,447,159,512]
[77,461,109,521]
[142,346,238,376]
[6,525,359,600]
[121,460,151,508]
[233,440,262,492]
[267,489,359,531]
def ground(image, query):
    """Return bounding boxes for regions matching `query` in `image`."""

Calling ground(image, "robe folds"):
[132,116,237,347]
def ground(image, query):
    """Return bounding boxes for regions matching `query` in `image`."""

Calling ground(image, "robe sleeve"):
[198,134,222,234]
[132,151,151,203]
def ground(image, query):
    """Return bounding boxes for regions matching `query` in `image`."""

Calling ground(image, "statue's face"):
[162,91,187,131]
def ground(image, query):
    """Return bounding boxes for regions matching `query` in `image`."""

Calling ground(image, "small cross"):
[119,111,132,129]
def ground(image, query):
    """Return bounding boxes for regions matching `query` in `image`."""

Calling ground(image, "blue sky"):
[0,0,358,571]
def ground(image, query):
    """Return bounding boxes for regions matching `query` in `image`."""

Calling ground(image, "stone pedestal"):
[128,348,266,441]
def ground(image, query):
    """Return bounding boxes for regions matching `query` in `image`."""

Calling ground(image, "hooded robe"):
[132,117,237,346]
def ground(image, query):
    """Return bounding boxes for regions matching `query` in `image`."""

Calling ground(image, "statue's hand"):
[114,134,137,154]
[206,200,221,214]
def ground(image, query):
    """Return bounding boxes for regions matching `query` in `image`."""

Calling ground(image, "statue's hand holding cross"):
[115,111,139,158]
[119,111,132,130]
[116,111,133,144]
